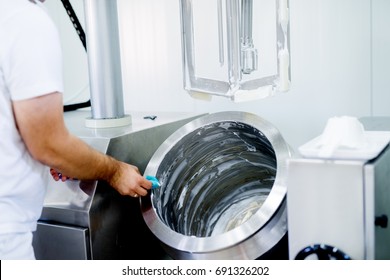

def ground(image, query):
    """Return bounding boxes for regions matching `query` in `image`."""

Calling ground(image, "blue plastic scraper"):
[145,175,161,189]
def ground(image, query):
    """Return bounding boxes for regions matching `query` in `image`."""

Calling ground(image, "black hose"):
[60,0,91,112]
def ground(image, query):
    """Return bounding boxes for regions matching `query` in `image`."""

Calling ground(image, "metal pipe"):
[83,0,125,120]
[241,0,253,46]
[217,0,224,66]
[226,0,241,85]
[240,0,257,74]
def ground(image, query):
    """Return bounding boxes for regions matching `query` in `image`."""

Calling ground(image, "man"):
[0,0,152,259]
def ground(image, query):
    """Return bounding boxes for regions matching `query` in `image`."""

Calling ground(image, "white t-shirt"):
[0,0,64,234]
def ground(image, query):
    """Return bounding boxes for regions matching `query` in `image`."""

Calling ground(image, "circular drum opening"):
[154,121,276,237]
[141,112,291,259]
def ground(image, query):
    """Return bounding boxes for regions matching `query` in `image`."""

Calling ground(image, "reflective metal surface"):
[84,0,124,119]
[141,111,292,259]
[287,117,390,260]
[33,222,90,260]
[34,111,204,259]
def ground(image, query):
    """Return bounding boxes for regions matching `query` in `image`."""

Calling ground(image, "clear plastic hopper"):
[179,0,290,101]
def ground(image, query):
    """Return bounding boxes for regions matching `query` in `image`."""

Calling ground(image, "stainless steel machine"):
[32,111,203,259]
[141,111,292,259]
[286,117,390,260]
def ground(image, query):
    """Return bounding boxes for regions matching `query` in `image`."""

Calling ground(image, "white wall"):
[372,0,390,116]
[44,0,89,105]
[45,0,388,150]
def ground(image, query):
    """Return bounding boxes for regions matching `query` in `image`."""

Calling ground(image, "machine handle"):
[295,244,351,260]
[375,215,388,228]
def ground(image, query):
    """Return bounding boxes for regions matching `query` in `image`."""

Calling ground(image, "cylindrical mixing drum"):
[141,111,291,259]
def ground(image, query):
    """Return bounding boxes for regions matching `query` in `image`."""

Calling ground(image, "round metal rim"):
[141,111,291,255]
